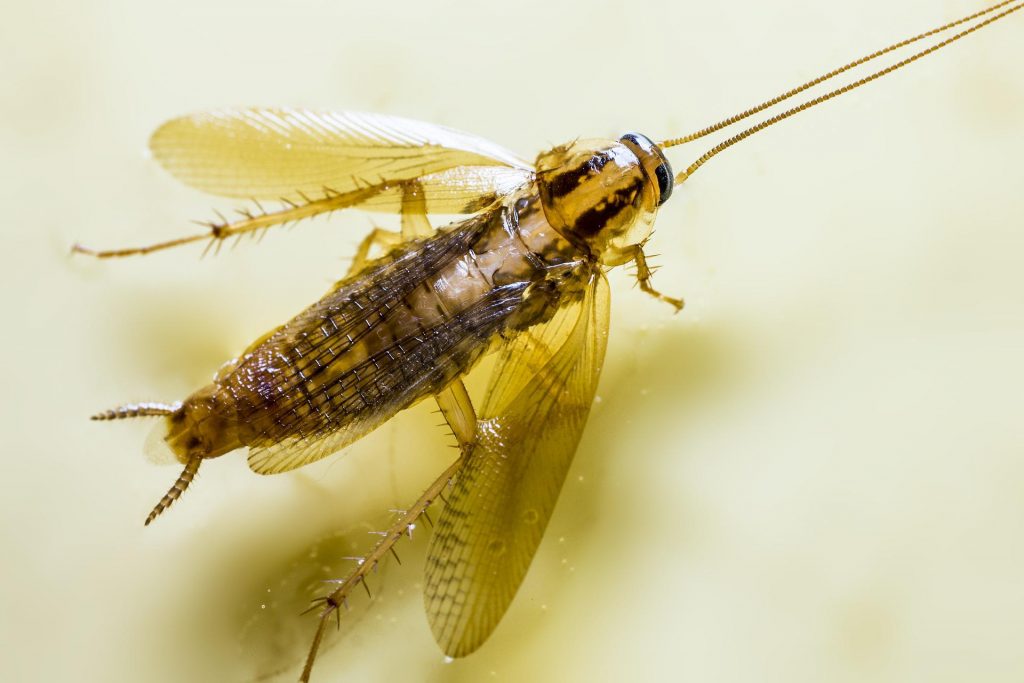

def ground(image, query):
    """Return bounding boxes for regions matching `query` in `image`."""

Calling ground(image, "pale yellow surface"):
[2,1,1023,682]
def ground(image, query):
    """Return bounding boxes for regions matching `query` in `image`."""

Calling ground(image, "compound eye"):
[654,159,673,205]
[619,132,674,206]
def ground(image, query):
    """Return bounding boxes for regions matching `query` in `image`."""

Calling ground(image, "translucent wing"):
[149,108,532,211]
[423,270,610,656]
[339,164,532,214]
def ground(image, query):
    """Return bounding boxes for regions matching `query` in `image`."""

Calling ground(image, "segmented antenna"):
[663,1,1023,183]
[90,401,181,420]
[145,455,201,526]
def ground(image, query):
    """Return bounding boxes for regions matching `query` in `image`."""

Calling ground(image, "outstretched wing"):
[423,270,610,657]
[149,108,532,213]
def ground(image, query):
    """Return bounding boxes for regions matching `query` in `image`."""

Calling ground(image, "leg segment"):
[346,181,435,277]
[299,455,465,681]
[434,379,476,448]
[72,184,386,259]
[299,379,477,682]
[74,178,434,262]
[346,228,402,277]
[632,246,684,312]
[399,181,433,240]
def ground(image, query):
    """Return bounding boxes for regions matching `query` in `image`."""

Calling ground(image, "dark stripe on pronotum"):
[545,152,613,199]
[571,181,642,237]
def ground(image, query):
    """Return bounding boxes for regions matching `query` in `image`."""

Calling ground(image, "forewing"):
[149,108,532,210]
[234,210,534,475]
[424,271,610,656]
[244,281,531,475]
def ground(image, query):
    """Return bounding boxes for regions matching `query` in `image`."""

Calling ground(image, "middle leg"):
[345,181,437,277]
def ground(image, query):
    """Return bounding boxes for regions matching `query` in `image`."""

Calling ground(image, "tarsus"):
[299,453,465,682]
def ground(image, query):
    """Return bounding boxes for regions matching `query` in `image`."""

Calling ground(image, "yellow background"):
[2,1,1023,681]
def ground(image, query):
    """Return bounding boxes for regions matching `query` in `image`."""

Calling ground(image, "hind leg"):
[299,378,476,682]
[73,184,387,259]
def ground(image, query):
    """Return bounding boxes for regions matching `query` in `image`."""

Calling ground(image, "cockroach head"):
[535,134,673,266]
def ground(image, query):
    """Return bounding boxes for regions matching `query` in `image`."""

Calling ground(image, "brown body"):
[161,135,665,479]
[164,189,589,473]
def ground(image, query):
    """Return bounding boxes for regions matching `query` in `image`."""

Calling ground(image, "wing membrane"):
[149,108,532,210]
[423,271,610,656]
[350,165,534,214]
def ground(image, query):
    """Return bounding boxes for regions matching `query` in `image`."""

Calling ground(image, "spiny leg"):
[72,183,386,259]
[298,457,464,681]
[299,380,476,683]
[433,379,476,448]
[632,245,684,312]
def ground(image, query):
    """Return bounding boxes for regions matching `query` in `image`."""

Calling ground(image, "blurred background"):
[2,0,1023,681]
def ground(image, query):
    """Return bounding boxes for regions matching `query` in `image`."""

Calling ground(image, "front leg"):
[632,245,684,312]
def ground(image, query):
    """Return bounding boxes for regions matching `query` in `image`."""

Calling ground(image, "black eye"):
[619,131,674,206]
[654,159,673,205]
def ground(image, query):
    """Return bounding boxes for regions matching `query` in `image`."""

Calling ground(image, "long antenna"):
[664,1,1022,184]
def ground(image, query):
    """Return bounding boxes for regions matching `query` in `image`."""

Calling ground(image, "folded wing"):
[236,211,535,475]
